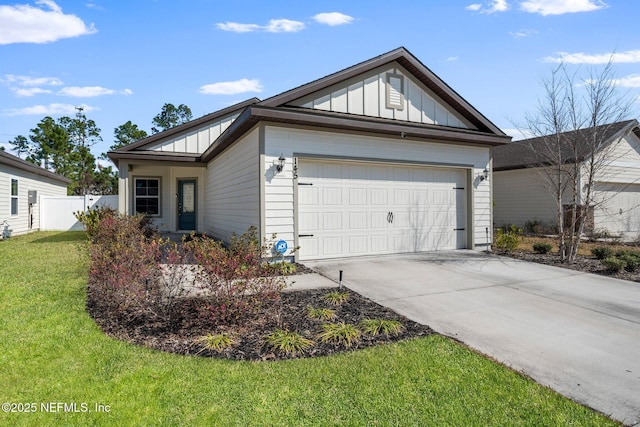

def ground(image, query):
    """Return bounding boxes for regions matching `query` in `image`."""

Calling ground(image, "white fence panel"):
[40,195,119,231]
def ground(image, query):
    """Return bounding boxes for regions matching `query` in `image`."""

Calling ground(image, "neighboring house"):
[493,119,640,236]
[109,47,510,261]
[0,150,70,236]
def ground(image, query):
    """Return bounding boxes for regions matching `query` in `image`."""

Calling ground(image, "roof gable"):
[113,98,259,154]
[259,47,504,135]
[493,120,639,171]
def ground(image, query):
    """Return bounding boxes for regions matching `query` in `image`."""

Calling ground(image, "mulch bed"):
[500,250,640,283]
[88,287,433,361]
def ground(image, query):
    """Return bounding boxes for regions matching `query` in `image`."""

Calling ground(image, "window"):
[10,179,18,216]
[386,73,405,110]
[134,178,160,215]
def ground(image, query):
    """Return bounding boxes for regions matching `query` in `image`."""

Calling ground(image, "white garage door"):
[594,183,640,233]
[297,160,467,260]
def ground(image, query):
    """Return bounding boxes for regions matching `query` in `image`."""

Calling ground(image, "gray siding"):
[204,128,260,241]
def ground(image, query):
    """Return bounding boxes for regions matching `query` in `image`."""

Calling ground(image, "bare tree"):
[518,59,637,262]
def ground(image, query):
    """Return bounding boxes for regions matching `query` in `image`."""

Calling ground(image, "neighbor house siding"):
[288,63,472,129]
[0,164,67,236]
[262,125,492,254]
[493,167,560,228]
[204,127,260,242]
[594,133,640,184]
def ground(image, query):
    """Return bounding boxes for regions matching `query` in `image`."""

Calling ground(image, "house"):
[493,119,640,236]
[109,47,510,261]
[0,150,71,236]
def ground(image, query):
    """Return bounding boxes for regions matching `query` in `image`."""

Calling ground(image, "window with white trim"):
[10,179,18,216]
[134,178,160,216]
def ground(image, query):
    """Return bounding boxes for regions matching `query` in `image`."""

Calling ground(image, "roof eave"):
[0,151,71,184]
[201,106,511,163]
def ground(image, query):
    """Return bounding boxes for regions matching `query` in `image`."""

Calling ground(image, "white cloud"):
[216,18,305,33]
[216,22,261,33]
[445,56,459,62]
[2,74,63,86]
[265,19,305,33]
[520,0,607,16]
[12,87,52,97]
[0,0,97,45]
[465,0,509,13]
[611,74,640,88]
[200,79,263,95]
[509,28,538,38]
[57,86,133,97]
[544,49,640,64]
[4,103,97,116]
[313,12,354,26]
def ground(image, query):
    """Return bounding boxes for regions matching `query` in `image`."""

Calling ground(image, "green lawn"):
[0,232,617,426]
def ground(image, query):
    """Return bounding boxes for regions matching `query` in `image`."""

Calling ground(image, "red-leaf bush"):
[86,213,163,324]
[184,227,289,325]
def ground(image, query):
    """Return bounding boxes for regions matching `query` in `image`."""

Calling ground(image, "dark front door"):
[178,179,196,230]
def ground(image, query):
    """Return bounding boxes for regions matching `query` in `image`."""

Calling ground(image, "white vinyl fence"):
[40,195,118,231]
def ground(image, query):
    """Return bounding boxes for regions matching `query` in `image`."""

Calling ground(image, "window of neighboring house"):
[10,179,18,216]
[134,178,160,216]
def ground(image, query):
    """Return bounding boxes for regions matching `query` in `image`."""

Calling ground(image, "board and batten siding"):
[493,167,561,228]
[204,128,260,242]
[262,125,492,255]
[0,164,67,236]
[146,113,240,154]
[288,62,472,130]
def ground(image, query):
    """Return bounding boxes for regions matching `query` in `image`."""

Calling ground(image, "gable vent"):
[386,73,405,110]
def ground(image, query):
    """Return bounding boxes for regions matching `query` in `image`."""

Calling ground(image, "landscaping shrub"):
[524,219,542,235]
[359,319,405,337]
[318,322,361,348]
[74,206,117,240]
[323,291,350,305]
[591,247,613,260]
[264,329,314,355]
[615,250,640,272]
[532,242,552,254]
[493,225,522,253]
[86,213,163,324]
[184,227,288,325]
[195,333,236,353]
[601,256,626,273]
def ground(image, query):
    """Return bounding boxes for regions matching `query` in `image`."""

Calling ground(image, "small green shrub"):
[306,305,336,321]
[323,291,350,305]
[359,319,405,337]
[602,256,626,273]
[264,329,314,355]
[524,219,542,235]
[532,242,552,254]
[195,333,236,353]
[591,247,613,260]
[270,261,297,276]
[494,225,522,253]
[317,322,361,348]
[74,206,118,240]
[615,250,640,272]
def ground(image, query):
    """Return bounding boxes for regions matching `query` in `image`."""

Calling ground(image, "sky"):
[1,0,639,164]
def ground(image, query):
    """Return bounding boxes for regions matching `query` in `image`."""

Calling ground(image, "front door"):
[178,179,196,230]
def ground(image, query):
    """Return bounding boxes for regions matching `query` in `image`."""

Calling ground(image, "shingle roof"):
[493,120,639,171]
[0,150,71,184]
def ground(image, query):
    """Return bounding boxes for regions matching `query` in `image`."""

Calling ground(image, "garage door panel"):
[349,188,367,205]
[298,160,467,260]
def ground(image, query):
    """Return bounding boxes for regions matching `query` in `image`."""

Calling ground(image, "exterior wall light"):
[276,154,286,173]
[479,168,489,181]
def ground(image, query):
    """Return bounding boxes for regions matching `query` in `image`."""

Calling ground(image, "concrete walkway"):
[304,251,640,426]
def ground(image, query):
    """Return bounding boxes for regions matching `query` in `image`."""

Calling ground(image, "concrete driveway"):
[304,251,640,426]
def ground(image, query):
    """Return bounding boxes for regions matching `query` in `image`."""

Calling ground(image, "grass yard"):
[0,232,618,426]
